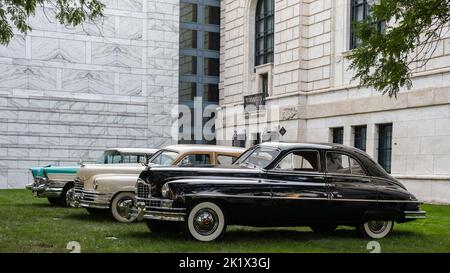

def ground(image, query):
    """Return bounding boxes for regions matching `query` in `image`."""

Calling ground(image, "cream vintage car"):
[74,145,245,223]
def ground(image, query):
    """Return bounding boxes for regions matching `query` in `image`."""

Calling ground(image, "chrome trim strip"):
[143,210,186,222]
[170,179,328,187]
[185,193,423,203]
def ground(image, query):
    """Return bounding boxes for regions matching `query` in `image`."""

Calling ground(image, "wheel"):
[47,197,60,206]
[146,220,180,233]
[58,183,74,207]
[86,207,108,216]
[47,183,74,207]
[183,201,226,242]
[63,185,76,207]
[310,224,338,233]
[358,220,394,239]
[110,192,137,223]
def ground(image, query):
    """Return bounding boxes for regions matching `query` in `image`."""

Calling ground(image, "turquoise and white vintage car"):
[26,148,157,206]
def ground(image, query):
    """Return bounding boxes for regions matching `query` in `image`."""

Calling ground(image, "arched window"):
[255,0,274,66]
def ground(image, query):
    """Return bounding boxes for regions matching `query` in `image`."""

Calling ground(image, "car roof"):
[106,148,159,154]
[162,144,246,154]
[259,142,358,152]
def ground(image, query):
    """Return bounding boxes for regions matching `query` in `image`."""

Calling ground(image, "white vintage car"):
[74,145,245,223]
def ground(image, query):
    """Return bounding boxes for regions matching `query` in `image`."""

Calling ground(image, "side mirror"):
[78,160,85,167]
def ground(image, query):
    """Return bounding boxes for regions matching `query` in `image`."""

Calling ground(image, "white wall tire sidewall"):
[187,202,225,242]
[111,192,136,223]
[363,220,393,239]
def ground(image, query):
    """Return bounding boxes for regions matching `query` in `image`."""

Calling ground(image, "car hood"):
[77,163,146,190]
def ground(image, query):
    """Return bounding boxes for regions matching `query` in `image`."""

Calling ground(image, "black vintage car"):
[134,142,426,242]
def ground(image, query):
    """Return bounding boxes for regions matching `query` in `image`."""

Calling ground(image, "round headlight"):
[161,183,170,198]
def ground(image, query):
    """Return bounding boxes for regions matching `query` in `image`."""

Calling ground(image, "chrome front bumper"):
[73,190,112,209]
[26,182,64,198]
[131,197,186,222]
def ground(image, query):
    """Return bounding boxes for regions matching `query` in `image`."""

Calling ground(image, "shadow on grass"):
[14,202,80,210]
[124,226,424,244]
[124,228,360,243]
[63,212,114,222]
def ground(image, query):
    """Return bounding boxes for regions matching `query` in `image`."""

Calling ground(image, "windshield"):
[234,147,280,169]
[149,150,179,166]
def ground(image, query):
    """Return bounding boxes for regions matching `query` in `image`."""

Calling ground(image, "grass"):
[0,189,449,253]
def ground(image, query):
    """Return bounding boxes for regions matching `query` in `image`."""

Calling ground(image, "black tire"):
[183,201,227,242]
[358,220,394,239]
[86,207,108,216]
[310,224,338,233]
[146,220,181,233]
[59,183,75,207]
[47,197,60,206]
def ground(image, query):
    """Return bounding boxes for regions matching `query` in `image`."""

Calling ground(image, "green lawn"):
[0,189,449,253]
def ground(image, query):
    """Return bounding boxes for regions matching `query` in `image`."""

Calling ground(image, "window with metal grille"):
[350,0,385,49]
[255,0,274,66]
[332,127,344,144]
[378,123,392,173]
[354,125,367,151]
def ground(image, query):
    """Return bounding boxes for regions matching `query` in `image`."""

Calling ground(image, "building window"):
[350,0,386,49]
[180,56,197,75]
[180,2,197,23]
[179,82,196,102]
[204,84,219,103]
[255,0,274,66]
[205,5,220,25]
[180,29,197,49]
[378,123,392,173]
[332,127,344,144]
[181,3,198,23]
[179,0,220,145]
[204,31,220,51]
[260,73,269,96]
[204,58,220,76]
[353,125,367,151]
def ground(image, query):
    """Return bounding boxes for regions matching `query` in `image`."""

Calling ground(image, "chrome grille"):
[74,178,84,193]
[142,198,162,208]
[81,191,99,202]
[137,182,150,199]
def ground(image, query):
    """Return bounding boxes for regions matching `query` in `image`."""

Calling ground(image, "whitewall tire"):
[110,192,137,223]
[186,202,226,242]
[359,220,394,239]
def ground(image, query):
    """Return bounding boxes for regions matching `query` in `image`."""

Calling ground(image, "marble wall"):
[0,0,180,188]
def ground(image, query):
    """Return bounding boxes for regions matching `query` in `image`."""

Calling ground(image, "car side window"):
[122,155,138,163]
[179,154,211,166]
[112,154,122,164]
[217,155,237,165]
[326,152,366,175]
[139,155,147,164]
[275,150,320,172]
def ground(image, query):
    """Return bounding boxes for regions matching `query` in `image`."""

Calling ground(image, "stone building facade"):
[217,0,450,203]
[0,0,179,188]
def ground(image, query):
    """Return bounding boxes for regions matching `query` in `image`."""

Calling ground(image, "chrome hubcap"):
[117,198,133,218]
[193,209,219,236]
[367,221,389,234]
[66,188,75,207]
